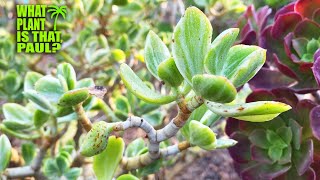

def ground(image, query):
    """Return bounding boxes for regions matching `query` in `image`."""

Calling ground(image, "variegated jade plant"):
[77,6,291,179]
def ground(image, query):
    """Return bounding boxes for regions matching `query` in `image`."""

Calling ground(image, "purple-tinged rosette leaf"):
[310,105,320,140]
[249,68,295,90]
[312,52,320,86]
[292,139,313,176]
[295,0,320,19]
[228,132,251,163]
[250,145,274,164]
[172,7,212,84]
[272,12,302,39]
[248,129,270,149]
[241,163,291,179]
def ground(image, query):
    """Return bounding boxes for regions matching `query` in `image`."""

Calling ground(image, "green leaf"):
[44,159,60,178]
[204,28,239,75]
[110,49,126,62]
[76,78,95,88]
[2,69,21,94]
[157,57,184,87]
[145,31,171,79]
[0,134,11,172]
[276,127,292,145]
[24,71,43,91]
[57,63,77,90]
[125,138,145,157]
[192,74,237,103]
[189,120,216,150]
[58,88,89,107]
[80,121,114,157]
[268,146,283,161]
[35,75,64,103]
[56,156,69,173]
[205,100,291,122]
[117,174,139,180]
[64,168,82,180]
[2,103,33,130]
[22,143,36,165]
[33,109,50,128]
[220,45,266,87]
[249,129,270,149]
[119,63,176,104]
[172,6,212,84]
[24,90,53,112]
[115,95,130,113]
[213,138,237,149]
[266,130,287,149]
[93,136,124,180]
[86,0,104,14]
[141,110,164,127]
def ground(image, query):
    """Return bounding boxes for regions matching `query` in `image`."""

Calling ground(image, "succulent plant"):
[260,0,320,91]
[226,88,320,179]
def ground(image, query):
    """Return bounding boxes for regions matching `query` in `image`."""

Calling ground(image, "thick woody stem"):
[4,125,69,178]
[115,96,203,170]
[74,103,92,132]
[121,141,190,170]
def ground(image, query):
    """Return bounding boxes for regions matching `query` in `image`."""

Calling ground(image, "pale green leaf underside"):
[205,28,239,75]
[35,75,65,103]
[173,7,212,84]
[93,136,124,180]
[145,31,171,79]
[0,134,12,172]
[24,71,43,91]
[205,100,291,122]
[120,64,176,104]
[206,43,266,87]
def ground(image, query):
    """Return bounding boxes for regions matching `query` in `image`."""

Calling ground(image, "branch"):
[4,124,69,178]
[113,96,203,170]
[74,103,92,132]
[121,141,191,170]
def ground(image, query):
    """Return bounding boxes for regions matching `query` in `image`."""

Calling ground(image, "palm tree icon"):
[47,5,67,31]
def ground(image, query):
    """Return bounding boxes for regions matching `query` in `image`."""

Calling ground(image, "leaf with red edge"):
[278,167,316,180]
[225,118,240,136]
[271,12,302,39]
[228,132,251,163]
[289,119,303,150]
[292,37,308,58]
[274,2,295,21]
[294,19,320,40]
[241,163,291,179]
[312,8,320,23]
[271,88,299,108]
[295,100,317,138]
[249,68,295,90]
[273,53,299,80]
[246,89,275,102]
[312,52,320,87]
[295,0,320,19]
[279,146,292,165]
[292,139,313,176]
[251,145,274,164]
[310,105,320,140]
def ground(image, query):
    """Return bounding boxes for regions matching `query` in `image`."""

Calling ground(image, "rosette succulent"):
[260,0,320,91]
[226,88,320,179]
